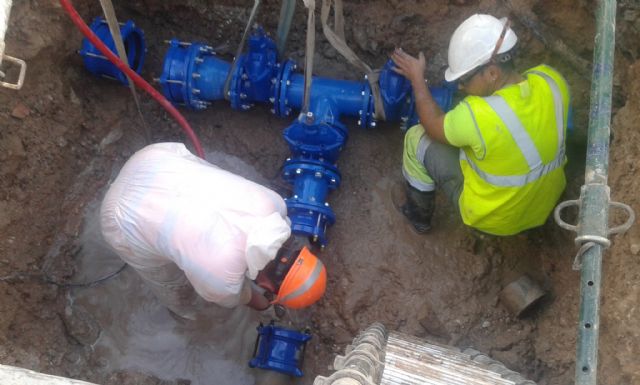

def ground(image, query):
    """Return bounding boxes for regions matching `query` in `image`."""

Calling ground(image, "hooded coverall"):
[100,143,291,319]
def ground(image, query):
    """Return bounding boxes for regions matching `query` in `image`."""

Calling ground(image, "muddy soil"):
[1,1,639,384]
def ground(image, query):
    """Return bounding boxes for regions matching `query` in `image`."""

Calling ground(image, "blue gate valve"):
[249,322,311,377]
[282,98,347,245]
[79,17,146,85]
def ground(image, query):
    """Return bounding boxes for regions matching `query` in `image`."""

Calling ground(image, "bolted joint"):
[306,111,314,124]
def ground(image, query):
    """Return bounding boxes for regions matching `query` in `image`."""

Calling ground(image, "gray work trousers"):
[423,141,464,212]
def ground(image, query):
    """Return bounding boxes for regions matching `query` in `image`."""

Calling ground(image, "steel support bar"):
[574,1,616,384]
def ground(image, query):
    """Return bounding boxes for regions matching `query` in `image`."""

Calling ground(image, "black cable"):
[0,263,128,288]
[47,263,128,288]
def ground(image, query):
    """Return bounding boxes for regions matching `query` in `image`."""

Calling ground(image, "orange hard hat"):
[272,246,326,309]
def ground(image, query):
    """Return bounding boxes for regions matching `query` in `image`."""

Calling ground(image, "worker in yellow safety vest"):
[391,14,570,236]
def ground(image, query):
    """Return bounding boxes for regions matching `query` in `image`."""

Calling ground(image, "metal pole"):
[276,0,296,57]
[575,1,616,384]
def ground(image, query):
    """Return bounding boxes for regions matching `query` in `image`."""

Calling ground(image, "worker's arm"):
[391,49,449,144]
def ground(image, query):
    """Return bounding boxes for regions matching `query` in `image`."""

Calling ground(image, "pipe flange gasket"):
[358,79,374,128]
[228,54,248,110]
[277,60,297,118]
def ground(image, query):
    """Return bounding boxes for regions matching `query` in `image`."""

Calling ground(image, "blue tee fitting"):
[158,28,457,246]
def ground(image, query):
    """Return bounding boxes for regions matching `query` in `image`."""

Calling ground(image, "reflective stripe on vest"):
[460,72,565,187]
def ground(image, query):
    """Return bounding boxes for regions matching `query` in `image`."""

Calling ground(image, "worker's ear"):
[483,64,500,82]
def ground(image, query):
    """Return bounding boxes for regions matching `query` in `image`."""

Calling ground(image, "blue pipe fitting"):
[79,17,146,85]
[159,39,220,110]
[401,82,457,129]
[283,159,340,245]
[249,323,311,377]
[283,114,346,244]
[158,28,458,246]
[379,60,413,122]
[228,28,279,110]
[276,62,374,128]
[378,59,457,129]
[282,97,348,245]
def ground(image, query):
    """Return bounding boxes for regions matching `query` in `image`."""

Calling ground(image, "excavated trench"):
[1,1,640,384]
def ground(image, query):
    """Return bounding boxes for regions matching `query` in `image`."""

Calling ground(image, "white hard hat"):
[444,14,518,82]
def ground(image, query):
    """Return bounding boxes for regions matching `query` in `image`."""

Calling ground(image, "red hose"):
[59,0,205,159]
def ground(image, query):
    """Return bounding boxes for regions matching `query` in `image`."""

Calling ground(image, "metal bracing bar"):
[555,1,635,383]
[575,1,618,383]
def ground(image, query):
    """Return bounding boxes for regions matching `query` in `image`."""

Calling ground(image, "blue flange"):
[358,78,375,128]
[276,60,298,118]
[79,17,146,85]
[249,323,311,377]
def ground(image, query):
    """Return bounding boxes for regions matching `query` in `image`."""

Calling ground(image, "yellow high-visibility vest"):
[458,65,570,235]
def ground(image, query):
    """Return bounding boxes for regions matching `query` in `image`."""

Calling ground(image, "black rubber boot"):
[401,184,435,234]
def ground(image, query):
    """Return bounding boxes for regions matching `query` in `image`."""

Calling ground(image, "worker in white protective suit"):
[100,142,327,320]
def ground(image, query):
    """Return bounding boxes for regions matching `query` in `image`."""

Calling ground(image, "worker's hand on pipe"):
[391,48,426,85]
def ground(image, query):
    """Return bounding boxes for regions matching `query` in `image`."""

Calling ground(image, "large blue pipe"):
[281,72,368,118]
[159,28,454,246]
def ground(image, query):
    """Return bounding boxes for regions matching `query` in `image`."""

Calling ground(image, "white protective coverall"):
[100,143,291,318]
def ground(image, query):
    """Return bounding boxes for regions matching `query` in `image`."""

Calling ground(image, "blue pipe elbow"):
[79,17,146,85]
